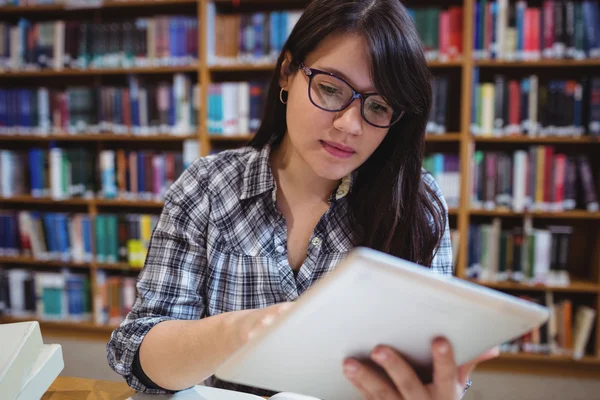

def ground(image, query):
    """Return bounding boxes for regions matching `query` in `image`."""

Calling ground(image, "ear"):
[278,51,293,89]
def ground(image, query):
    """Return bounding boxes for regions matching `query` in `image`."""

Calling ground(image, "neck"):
[270,134,339,203]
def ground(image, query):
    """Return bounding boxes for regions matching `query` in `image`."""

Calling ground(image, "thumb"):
[458,347,500,386]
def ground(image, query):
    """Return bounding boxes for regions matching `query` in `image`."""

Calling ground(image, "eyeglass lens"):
[309,73,396,127]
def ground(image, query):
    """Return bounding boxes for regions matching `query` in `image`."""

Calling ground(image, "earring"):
[279,88,288,105]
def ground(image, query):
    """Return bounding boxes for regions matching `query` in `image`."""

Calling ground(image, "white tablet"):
[215,247,549,400]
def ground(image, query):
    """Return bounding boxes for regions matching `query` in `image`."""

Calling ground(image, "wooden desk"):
[44,376,134,399]
[45,377,271,399]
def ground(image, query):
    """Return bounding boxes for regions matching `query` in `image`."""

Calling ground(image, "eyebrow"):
[316,66,377,94]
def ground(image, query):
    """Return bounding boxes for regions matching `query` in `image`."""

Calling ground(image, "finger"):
[431,338,459,400]
[370,346,428,400]
[458,346,500,386]
[343,358,402,400]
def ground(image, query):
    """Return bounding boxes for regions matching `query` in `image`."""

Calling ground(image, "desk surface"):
[45,377,270,399]
[45,376,134,400]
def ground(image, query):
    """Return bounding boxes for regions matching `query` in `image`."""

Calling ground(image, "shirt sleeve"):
[421,171,453,276]
[106,161,211,394]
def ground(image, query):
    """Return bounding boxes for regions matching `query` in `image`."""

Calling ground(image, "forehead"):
[303,33,375,93]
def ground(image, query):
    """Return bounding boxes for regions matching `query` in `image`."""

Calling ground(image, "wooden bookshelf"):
[474,59,600,68]
[0,65,198,77]
[1,0,599,378]
[473,136,600,144]
[479,353,600,378]
[209,134,255,142]
[208,133,463,143]
[0,0,197,13]
[0,256,91,270]
[469,209,600,220]
[0,134,197,142]
[0,196,165,208]
[0,256,136,272]
[469,279,600,294]
[208,59,463,72]
[425,133,462,142]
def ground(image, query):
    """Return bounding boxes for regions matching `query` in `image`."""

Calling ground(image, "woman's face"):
[280,33,391,181]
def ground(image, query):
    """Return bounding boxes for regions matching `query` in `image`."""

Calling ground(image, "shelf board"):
[427,59,463,68]
[469,209,600,219]
[474,59,600,67]
[473,135,600,144]
[208,133,463,143]
[496,353,600,365]
[208,59,463,72]
[0,195,165,208]
[0,256,91,269]
[94,198,165,207]
[468,279,600,293]
[1,316,117,333]
[0,196,90,206]
[209,63,276,72]
[0,256,139,271]
[209,134,255,142]
[0,0,197,13]
[0,133,197,142]
[425,133,461,142]
[0,65,198,77]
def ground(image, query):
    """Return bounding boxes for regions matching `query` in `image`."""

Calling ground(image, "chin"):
[310,158,355,181]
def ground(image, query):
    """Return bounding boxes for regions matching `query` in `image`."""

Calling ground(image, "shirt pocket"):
[205,244,285,315]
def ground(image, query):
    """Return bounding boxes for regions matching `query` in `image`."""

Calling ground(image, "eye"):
[318,84,340,95]
[369,102,389,114]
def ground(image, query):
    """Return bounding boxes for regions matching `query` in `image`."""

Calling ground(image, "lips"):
[320,140,355,159]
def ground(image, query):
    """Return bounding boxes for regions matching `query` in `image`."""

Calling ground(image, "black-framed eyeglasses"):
[299,62,405,128]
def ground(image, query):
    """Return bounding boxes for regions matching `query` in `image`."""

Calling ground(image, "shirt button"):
[311,237,322,247]
[276,245,285,254]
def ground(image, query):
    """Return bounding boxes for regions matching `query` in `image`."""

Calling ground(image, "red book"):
[553,154,566,211]
[439,11,450,60]
[531,8,541,59]
[543,1,555,58]
[543,146,554,209]
[508,80,521,133]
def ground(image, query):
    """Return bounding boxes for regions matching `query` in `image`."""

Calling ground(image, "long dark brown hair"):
[249,0,447,267]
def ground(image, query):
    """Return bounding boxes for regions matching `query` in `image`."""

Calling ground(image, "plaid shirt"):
[106,143,453,396]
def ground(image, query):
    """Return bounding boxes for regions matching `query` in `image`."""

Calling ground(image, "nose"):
[332,98,363,136]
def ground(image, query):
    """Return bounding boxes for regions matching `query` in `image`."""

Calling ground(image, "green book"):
[95,215,106,264]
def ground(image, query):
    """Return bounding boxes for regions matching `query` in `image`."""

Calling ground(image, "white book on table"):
[0,321,43,400]
[129,385,321,400]
[16,344,64,400]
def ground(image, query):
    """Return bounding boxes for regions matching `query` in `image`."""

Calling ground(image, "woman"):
[107,0,498,398]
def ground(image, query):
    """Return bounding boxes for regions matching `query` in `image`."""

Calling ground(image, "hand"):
[343,337,500,399]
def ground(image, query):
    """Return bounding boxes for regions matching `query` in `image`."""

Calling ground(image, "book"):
[16,344,64,400]
[129,385,321,400]
[0,321,43,400]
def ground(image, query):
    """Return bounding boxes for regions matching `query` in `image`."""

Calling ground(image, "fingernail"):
[262,315,275,325]
[344,362,358,376]
[372,348,388,363]
[437,342,449,355]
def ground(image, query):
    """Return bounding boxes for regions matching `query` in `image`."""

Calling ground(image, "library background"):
[0,0,599,398]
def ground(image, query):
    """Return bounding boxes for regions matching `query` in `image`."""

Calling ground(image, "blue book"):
[169,17,177,62]
[0,89,7,133]
[82,216,92,263]
[279,12,289,52]
[66,274,85,319]
[137,152,145,195]
[0,214,6,254]
[42,213,56,259]
[473,2,480,56]
[270,12,281,56]
[56,214,70,261]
